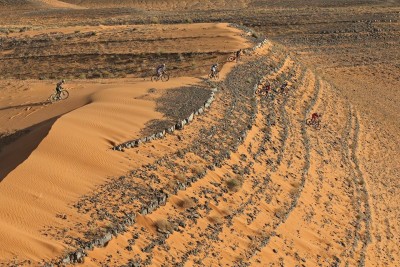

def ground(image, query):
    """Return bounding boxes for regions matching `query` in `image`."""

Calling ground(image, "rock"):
[131,140,139,147]
[156,132,164,139]
[176,120,186,130]
[140,207,148,215]
[187,113,194,122]
[62,256,71,264]
[148,134,156,141]
[167,125,175,133]
[83,241,94,251]
[97,233,112,247]
[157,194,167,205]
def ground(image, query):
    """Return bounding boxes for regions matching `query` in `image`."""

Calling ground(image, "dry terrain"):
[0,1,398,266]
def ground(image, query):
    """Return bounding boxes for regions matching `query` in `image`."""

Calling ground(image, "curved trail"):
[61,41,374,266]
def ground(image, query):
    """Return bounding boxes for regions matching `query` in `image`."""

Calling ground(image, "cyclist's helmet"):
[61,79,65,83]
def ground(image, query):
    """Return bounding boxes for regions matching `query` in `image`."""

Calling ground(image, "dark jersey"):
[56,81,63,92]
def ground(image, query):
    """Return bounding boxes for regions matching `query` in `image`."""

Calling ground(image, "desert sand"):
[0,1,399,266]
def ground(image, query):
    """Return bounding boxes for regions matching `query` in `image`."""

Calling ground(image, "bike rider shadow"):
[0,101,49,111]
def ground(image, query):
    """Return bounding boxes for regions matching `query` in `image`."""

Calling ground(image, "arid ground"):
[0,1,399,266]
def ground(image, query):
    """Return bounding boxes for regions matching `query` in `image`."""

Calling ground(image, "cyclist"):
[55,79,65,97]
[311,112,321,123]
[156,63,166,78]
[210,63,218,77]
[263,83,271,94]
[235,49,242,62]
[280,82,288,94]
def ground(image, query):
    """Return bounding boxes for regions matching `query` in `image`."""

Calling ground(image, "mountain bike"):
[48,89,69,103]
[278,85,290,96]
[227,55,237,62]
[151,72,170,82]
[306,117,321,130]
[209,71,220,80]
[256,83,271,96]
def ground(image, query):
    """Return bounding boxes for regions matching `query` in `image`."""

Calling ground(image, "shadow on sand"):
[0,101,49,111]
[0,116,59,182]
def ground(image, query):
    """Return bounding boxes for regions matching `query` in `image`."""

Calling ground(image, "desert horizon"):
[0,1,398,266]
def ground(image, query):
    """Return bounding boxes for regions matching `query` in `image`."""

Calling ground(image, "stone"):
[187,113,194,122]
[167,125,175,133]
[62,256,71,264]
[176,120,186,130]
[158,194,167,205]
[97,233,112,247]
[156,132,164,139]
[140,207,148,215]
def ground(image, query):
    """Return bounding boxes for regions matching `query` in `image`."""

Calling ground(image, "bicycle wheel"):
[214,72,219,79]
[161,73,170,82]
[48,93,58,103]
[306,118,312,125]
[227,56,235,62]
[314,121,321,130]
[59,90,69,100]
[261,90,267,96]
[151,75,159,82]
